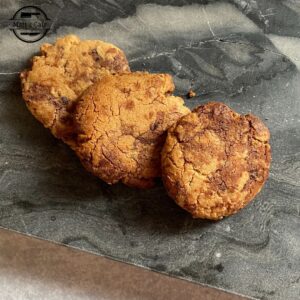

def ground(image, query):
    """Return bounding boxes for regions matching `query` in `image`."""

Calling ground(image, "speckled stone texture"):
[0,228,247,300]
[0,1,299,299]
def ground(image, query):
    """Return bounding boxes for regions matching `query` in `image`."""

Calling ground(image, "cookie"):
[74,72,190,189]
[161,102,271,220]
[20,34,130,143]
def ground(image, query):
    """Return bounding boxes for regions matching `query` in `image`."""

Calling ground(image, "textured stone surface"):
[0,1,299,299]
[0,228,246,300]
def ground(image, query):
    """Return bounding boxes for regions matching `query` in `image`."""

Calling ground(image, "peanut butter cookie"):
[74,72,190,188]
[161,102,271,220]
[20,35,130,143]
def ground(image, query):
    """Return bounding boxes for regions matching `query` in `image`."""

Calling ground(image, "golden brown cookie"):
[74,72,190,188]
[161,102,271,220]
[20,34,130,143]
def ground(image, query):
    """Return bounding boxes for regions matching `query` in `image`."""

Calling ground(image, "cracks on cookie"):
[73,73,188,187]
[163,102,271,219]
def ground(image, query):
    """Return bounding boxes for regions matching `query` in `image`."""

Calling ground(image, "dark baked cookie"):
[74,72,190,188]
[20,34,130,144]
[161,102,271,220]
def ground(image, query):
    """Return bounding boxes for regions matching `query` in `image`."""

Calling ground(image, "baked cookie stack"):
[21,35,271,220]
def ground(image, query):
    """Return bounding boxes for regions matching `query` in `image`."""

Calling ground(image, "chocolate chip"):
[90,49,102,62]
[61,96,69,105]
[150,121,159,131]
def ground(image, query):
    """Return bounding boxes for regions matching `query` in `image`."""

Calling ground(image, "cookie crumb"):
[187,89,196,98]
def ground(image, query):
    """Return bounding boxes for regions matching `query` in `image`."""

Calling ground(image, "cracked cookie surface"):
[20,34,130,144]
[74,72,190,189]
[161,102,271,220]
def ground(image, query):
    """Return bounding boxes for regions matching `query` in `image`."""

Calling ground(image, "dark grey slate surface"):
[0,1,299,299]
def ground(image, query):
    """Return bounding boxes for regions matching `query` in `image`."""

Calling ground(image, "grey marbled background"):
[0,1,299,299]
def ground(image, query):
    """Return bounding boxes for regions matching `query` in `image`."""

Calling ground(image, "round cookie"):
[74,72,190,189]
[20,34,130,143]
[161,102,271,220]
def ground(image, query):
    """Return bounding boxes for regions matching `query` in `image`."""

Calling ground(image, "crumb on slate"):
[187,89,196,98]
